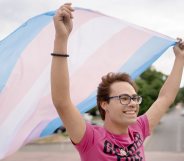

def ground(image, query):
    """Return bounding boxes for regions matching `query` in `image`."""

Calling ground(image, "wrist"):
[175,56,184,66]
[54,33,68,41]
[54,39,68,53]
[54,36,68,43]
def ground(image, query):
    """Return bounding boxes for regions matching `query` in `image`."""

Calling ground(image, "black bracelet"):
[51,53,69,57]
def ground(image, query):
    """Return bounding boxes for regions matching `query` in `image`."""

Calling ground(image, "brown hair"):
[97,72,137,120]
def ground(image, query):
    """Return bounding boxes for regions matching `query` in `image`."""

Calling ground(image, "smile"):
[123,110,137,115]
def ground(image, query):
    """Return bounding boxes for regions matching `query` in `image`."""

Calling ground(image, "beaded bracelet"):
[51,53,69,57]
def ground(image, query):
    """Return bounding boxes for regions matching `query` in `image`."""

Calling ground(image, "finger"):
[179,43,184,50]
[60,10,71,21]
[64,3,74,11]
[62,6,74,18]
[176,38,184,48]
[57,7,72,20]
[176,37,182,43]
[54,9,63,21]
[55,9,70,22]
[63,2,72,6]
[60,3,74,12]
[58,5,74,18]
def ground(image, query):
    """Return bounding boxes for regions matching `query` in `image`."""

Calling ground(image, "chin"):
[125,117,137,125]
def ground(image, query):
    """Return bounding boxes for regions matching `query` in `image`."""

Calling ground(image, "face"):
[102,81,140,127]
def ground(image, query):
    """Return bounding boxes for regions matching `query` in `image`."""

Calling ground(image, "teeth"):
[124,111,135,114]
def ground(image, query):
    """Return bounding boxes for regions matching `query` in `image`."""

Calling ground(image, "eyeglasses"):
[108,94,142,105]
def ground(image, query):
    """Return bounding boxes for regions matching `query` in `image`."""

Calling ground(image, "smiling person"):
[51,3,184,161]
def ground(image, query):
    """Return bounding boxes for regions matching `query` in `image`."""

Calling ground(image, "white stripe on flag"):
[0,63,51,157]
[68,16,127,73]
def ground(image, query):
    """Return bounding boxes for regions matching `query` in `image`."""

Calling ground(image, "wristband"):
[51,53,69,57]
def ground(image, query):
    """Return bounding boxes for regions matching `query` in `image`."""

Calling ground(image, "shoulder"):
[77,122,106,143]
[86,122,106,136]
[74,122,106,152]
[129,114,150,139]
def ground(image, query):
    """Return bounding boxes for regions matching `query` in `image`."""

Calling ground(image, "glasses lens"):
[119,95,131,105]
[133,96,142,104]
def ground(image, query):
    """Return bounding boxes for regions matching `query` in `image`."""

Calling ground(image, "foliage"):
[174,87,184,105]
[135,67,167,115]
[88,106,98,116]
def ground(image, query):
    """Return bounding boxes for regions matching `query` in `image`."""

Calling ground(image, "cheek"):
[136,106,140,114]
[108,103,123,114]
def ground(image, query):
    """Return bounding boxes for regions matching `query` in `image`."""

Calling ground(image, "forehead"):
[110,81,136,95]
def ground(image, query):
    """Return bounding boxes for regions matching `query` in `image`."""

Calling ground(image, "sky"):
[0,0,184,86]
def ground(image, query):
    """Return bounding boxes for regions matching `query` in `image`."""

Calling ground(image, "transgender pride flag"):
[0,8,176,159]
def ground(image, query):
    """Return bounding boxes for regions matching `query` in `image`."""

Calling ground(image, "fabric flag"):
[0,7,176,159]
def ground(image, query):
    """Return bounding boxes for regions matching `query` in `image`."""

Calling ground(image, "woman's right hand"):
[53,3,74,40]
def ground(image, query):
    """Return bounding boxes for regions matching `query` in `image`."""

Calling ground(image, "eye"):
[132,96,138,102]
[120,96,129,101]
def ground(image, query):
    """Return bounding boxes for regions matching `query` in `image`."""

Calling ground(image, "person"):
[51,3,184,161]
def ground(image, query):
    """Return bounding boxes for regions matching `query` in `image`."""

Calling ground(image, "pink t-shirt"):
[74,114,150,161]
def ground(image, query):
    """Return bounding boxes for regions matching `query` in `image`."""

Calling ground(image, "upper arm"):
[145,96,172,132]
[55,102,86,144]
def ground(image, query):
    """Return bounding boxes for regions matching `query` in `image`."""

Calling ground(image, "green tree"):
[174,87,184,105]
[88,106,98,116]
[135,67,167,115]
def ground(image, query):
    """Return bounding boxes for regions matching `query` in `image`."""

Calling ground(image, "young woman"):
[51,3,184,161]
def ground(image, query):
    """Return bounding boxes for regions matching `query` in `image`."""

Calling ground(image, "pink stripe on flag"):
[0,23,54,122]
[5,96,57,156]
[72,9,102,32]
[70,27,152,104]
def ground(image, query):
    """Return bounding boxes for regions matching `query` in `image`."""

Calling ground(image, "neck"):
[103,119,129,135]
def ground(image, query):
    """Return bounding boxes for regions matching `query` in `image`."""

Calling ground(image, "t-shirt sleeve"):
[136,114,150,139]
[74,122,95,153]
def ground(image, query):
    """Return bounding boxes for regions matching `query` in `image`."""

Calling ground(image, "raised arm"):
[146,39,184,132]
[51,3,86,144]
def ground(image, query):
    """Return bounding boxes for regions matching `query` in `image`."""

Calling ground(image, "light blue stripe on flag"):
[0,11,55,91]
[119,36,176,79]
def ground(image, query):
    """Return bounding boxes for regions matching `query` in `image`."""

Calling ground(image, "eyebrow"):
[132,94,138,97]
[119,94,138,97]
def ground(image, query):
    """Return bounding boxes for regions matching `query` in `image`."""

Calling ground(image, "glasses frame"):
[108,94,142,105]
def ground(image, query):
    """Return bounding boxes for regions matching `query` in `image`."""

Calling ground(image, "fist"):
[53,3,74,39]
[173,38,184,59]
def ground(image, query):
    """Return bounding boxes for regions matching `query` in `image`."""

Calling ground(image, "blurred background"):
[1,0,184,161]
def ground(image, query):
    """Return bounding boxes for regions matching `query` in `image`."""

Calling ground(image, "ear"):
[100,101,108,111]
